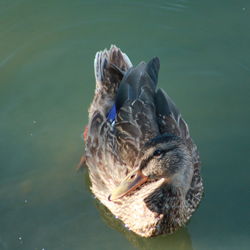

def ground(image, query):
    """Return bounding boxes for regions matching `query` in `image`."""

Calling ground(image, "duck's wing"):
[113,58,160,167]
[155,89,200,165]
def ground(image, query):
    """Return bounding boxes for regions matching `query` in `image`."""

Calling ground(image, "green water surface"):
[0,0,250,249]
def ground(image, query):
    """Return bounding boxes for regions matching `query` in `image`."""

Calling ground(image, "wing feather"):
[155,88,199,164]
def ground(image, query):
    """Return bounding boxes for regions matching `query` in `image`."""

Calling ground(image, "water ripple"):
[121,0,189,12]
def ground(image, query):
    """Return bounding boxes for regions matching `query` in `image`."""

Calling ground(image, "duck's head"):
[109,133,193,202]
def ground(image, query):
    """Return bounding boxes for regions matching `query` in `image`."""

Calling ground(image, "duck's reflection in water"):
[95,200,193,250]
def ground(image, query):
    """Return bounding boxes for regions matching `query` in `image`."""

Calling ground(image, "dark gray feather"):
[155,88,180,121]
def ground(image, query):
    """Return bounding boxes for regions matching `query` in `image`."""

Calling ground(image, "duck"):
[83,45,203,237]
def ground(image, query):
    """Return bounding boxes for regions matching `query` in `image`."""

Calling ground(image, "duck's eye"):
[153,149,163,157]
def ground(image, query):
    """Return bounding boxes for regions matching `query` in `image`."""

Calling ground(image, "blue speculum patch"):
[107,104,117,122]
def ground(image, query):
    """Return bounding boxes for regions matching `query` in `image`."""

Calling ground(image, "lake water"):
[0,0,249,249]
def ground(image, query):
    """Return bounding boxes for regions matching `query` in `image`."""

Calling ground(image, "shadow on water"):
[83,171,192,250]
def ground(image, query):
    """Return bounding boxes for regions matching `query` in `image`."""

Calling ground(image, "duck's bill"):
[109,169,148,201]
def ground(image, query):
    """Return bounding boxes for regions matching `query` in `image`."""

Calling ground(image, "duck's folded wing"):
[113,58,160,165]
[155,89,200,164]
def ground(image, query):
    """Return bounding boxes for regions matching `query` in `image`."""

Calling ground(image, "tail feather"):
[94,45,132,90]
[88,45,133,119]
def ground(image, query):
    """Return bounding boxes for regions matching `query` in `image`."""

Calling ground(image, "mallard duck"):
[84,45,203,237]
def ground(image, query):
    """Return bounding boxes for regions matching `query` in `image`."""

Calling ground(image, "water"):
[0,0,249,249]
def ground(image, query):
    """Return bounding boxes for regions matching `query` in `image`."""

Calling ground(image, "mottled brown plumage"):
[84,45,203,237]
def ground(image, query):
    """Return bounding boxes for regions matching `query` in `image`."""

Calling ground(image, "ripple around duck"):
[0,48,21,68]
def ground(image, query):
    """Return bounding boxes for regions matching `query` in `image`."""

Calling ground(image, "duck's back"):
[111,58,161,166]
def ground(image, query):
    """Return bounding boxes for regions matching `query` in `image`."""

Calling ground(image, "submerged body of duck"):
[83,45,203,237]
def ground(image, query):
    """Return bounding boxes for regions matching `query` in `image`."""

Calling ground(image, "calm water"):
[0,0,250,249]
